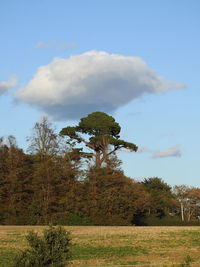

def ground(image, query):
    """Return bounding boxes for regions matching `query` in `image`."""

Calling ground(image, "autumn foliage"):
[0,113,199,226]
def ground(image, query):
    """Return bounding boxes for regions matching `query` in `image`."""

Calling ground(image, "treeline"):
[0,113,199,226]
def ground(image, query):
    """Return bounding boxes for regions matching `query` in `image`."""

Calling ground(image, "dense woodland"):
[0,112,199,226]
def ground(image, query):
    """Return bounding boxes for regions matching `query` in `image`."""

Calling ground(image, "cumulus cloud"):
[0,76,17,96]
[152,145,181,158]
[16,50,186,120]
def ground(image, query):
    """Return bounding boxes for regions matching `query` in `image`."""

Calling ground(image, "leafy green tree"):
[60,112,137,169]
[142,177,175,218]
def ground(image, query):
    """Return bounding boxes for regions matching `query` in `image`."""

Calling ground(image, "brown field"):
[1,226,200,266]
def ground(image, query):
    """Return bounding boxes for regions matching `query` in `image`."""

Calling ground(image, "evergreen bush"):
[13,226,71,267]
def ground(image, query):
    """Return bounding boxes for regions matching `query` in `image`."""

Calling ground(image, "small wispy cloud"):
[35,41,77,50]
[160,131,176,138]
[55,42,77,51]
[138,145,181,159]
[36,41,49,49]
[152,145,181,158]
[137,146,153,153]
[0,76,17,96]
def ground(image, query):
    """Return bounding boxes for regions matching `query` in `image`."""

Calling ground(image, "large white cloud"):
[0,76,16,96]
[16,51,186,120]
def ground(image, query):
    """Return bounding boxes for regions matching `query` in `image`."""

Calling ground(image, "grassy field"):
[0,226,200,266]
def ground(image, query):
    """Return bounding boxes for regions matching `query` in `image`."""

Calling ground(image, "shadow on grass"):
[72,245,148,260]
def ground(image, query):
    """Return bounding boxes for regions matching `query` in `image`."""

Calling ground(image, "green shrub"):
[66,213,93,225]
[140,216,200,226]
[54,213,93,226]
[180,255,193,267]
[13,226,71,267]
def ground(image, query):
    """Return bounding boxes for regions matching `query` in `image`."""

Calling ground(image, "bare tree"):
[173,185,190,221]
[27,116,59,158]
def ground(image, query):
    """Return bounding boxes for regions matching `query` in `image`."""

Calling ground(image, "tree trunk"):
[95,152,101,169]
[181,202,184,221]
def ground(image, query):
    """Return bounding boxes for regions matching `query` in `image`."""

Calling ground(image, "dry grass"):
[1,226,200,266]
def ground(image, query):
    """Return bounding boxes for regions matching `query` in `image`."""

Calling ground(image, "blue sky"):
[0,0,199,186]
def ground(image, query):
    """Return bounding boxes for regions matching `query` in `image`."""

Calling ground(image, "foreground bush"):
[13,226,71,267]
